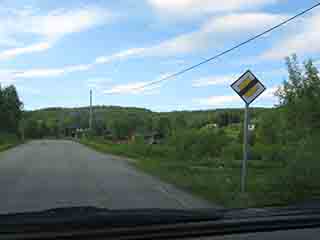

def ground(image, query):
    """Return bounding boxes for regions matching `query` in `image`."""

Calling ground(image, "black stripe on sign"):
[239,78,259,96]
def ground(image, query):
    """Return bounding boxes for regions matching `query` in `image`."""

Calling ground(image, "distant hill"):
[25,105,270,126]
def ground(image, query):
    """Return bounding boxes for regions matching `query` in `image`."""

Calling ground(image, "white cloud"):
[87,78,113,90]
[0,41,52,60]
[147,0,279,18]
[261,12,320,60]
[7,63,93,78]
[95,48,146,64]
[201,13,287,33]
[146,12,285,56]
[161,59,186,65]
[102,72,170,95]
[262,85,279,98]
[1,10,286,81]
[194,85,279,107]
[146,31,209,56]
[192,75,235,87]
[94,12,286,60]
[194,95,240,106]
[103,81,162,95]
[26,7,113,39]
[0,5,114,60]
[95,32,206,60]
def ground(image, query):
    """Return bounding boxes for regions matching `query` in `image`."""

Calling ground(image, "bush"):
[271,134,320,202]
[250,143,285,161]
[221,143,242,161]
[0,133,19,145]
[168,129,230,161]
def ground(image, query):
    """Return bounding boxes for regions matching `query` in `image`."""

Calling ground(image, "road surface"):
[0,140,213,214]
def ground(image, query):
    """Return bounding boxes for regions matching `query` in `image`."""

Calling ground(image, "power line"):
[130,2,320,92]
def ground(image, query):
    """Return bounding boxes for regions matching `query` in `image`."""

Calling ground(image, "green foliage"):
[0,85,23,135]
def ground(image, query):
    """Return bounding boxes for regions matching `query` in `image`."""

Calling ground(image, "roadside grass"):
[79,139,320,208]
[0,134,22,153]
[0,144,15,152]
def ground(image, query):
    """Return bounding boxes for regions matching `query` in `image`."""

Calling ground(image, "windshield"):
[0,0,320,216]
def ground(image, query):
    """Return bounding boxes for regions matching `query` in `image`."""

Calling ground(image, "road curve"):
[0,140,214,214]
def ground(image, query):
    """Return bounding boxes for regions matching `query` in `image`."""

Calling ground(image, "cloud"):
[262,85,279,98]
[261,12,320,60]
[201,13,287,33]
[1,11,286,80]
[103,81,162,95]
[194,95,240,107]
[194,85,279,107]
[13,64,93,78]
[145,13,285,56]
[161,59,186,65]
[102,73,170,95]
[94,31,207,60]
[0,41,52,60]
[86,78,113,90]
[192,75,236,87]
[94,12,285,60]
[26,6,113,39]
[95,48,146,64]
[0,70,18,85]
[147,0,279,18]
[0,5,114,60]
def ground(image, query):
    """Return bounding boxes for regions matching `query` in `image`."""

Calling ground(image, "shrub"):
[221,143,242,161]
[0,133,19,145]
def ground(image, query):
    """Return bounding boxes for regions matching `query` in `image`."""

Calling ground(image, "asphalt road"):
[0,140,213,214]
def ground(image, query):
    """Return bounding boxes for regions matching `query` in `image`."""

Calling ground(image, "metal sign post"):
[241,103,249,193]
[231,70,265,193]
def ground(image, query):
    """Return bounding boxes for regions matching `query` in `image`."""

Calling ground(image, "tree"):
[154,117,171,137]
[0,85,23,134]
[276,55,320,142]
[174,115,187,130]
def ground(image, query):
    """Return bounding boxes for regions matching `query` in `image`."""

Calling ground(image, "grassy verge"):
[0,141,24,152]
[0,143,15,152]
[79,139,320,208]
[0,134,22,153]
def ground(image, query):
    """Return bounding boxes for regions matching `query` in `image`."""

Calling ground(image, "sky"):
[1,0,320,111]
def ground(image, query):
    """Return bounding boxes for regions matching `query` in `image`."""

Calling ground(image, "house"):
[65,124,80,138]
[249,124,256,131]
[103,129,113,139]
[144,132,164,144]
[201,123,218,130]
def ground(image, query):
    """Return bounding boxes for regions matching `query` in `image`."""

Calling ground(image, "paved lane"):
[0,140,213,214]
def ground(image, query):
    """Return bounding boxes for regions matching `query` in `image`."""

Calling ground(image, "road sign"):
[231,70,266,105]
[230,70,266,193]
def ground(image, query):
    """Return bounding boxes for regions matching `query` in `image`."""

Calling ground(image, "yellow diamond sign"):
[231,70,266,105]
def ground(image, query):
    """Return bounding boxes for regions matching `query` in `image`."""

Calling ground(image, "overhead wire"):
[126,2,320,93]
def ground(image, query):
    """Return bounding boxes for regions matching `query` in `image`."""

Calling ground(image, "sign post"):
[241,103,249,193]
[231,70,266,193]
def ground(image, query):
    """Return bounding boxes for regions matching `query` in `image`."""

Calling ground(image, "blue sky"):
[0,0,320,111]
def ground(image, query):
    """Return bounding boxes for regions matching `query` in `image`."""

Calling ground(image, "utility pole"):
[241,103,249,193]
[89,89,93,131]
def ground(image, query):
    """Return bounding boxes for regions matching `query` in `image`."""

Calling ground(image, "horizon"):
[23,104,273,113]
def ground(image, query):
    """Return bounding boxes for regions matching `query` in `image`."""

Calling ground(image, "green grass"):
[0,144,14,152]
[79,139,320,208]
[0,134,21,153]
[0,141,22,152]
